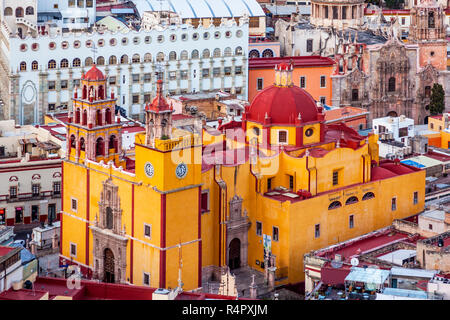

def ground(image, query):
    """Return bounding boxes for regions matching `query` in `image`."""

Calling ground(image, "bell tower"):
[144,80,174,147]
[409,0,447,70]
[66,64,123,165]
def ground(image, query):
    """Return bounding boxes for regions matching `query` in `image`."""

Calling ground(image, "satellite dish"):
[351,257,359,267]
[331,260,343,269]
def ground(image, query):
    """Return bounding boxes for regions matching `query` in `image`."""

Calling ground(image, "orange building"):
[324,106,370,131]
[248,56,335,106]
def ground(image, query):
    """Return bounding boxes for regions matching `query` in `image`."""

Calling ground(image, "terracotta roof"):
[82,64,105,81]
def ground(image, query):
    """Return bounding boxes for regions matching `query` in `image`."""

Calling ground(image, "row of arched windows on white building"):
[19,47,245,71]
[4,6,34,17]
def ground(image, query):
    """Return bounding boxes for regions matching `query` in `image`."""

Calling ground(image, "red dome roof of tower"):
[247,85,319,125]
[145,80,172,112]
[82,64,105,81]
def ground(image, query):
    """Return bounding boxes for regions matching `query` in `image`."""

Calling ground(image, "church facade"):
[60,63,425,290]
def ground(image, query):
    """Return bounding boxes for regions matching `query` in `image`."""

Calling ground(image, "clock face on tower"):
[144,162,154,178]
[175,163,188,179]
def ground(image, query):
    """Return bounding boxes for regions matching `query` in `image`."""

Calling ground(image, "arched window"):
[235,46,243,56]
[213,48,221,57]
[85,57,93,67]
[428,12,435,28]
[73,58,81,67]
[180,50,188,60]
[388,77,395,92]
[345,196,358,205]
[106,207,113,229]
[96,109,102,126]
[328,201,342,210]
[26,6,34,15]
[202,49,210,58]
[82,86,87,100]
[168,51,177,61]
[98,85,105,100]
[82,109,87,125]
[70,135,76,148]
[60,59,69,68]
[352,89,359,101]
[425,86,431,97]
[191,50,199,59]
[224,47,232,57]
[15,7,24,18]
[20,62,26,71]
[144,53,152,62]
[96,137,104,156]
[109,55,117,65]
[109,135,117,152]
[105,108,112,124]
[362,192,375,200]
[97,56,105,65]
[262,49,274,58]
[4,7,12,16]
[79,137,85,151]
[120,55,128,64]
[32,61,38,71]
[48,60,56,69]
[75,108,81,123]
[156,52,164,62]
[132,54,140,63]
[249,49,260,58]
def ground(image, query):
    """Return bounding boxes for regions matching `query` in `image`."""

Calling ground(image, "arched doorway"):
[104,248,115,283]
[228,238,241,270]
[387,111,398,118]
[424,116,429,125]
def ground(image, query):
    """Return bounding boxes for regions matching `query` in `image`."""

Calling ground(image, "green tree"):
[429,83,445,116]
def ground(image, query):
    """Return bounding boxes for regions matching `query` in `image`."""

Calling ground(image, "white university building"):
[0,1,251,124]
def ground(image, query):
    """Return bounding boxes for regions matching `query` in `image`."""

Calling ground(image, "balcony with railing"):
[3,190,58,203]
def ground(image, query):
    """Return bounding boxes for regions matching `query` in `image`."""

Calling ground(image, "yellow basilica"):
[60,63,425,290]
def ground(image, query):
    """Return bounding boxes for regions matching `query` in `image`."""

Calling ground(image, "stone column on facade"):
[231,57,236,94]
[151,62,157,99]
[68,68,74,110]
[139,63,145,120]
[39,71,48,125]
[198,60,204,92]
[187,59,193,93]
[241,56,248,100]
[128,63,133,118]
[164,61,170,97]
[220,58,225,91]
[10,74,18,123]
[176,60,181,95]
[209,58,214,91]
[116,65,122,108]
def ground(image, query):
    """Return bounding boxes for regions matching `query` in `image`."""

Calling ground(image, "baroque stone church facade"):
[331,0,449,124]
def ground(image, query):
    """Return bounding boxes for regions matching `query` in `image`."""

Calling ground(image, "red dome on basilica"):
[82,64,106,81]
[247,84,319,125]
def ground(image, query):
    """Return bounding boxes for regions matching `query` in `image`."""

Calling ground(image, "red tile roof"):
[0,246,15,256]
